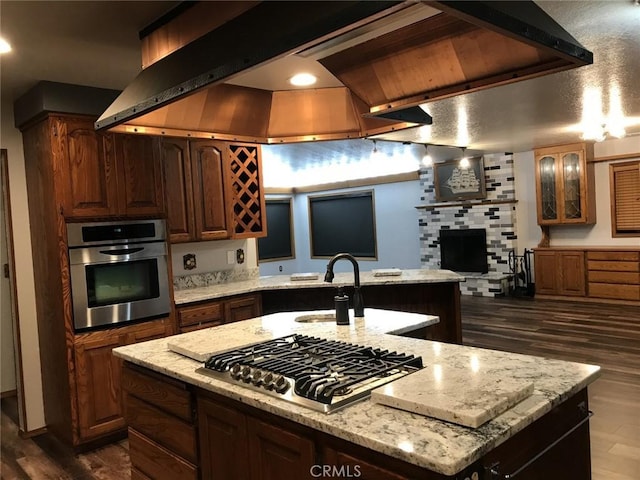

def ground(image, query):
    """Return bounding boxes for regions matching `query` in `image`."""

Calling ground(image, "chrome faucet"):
[324,253,365,318]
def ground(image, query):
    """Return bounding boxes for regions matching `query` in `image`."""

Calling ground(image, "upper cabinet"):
[54,115,165,219]
[161,138,267,243]
[534,142,595,225]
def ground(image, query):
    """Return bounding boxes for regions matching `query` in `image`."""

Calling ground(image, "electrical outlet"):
[227,250,235,265]
[279,265,283,272]
[236,248,245,264]
[183,253,196,270]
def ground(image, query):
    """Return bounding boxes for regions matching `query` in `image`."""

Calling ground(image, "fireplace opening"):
[439,228,488,273]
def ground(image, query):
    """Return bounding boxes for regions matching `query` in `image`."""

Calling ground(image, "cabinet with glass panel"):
[534,142,596,225]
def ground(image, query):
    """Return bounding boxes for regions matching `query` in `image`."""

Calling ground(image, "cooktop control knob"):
[262,372,275,390]
[230,364,242,380]
[274,375,290,393]
[251,369,264,385]
[241,366,252,383]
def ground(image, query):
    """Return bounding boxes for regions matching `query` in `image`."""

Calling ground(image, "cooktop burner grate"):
[197,334,423,413]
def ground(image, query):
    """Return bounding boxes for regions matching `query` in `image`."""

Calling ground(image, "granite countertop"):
[113,308,600,476]
[174,269,464,305]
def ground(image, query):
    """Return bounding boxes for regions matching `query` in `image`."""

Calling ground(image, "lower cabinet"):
[535,248,640,302]
[587,250,640,301]
[177,293,262,333]
[73,319,169,442]
[123,363,198,480]
[198,395,315,480]
[122,362,589,480]
[533,249,585,296]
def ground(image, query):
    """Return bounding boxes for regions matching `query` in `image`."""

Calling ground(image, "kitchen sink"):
[294,313,336,323]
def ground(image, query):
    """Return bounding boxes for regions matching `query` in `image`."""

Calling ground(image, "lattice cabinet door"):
[226,144,267,239]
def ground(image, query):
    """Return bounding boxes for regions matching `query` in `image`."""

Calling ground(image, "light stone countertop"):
[113,308,600,476]
[173,269,464,305]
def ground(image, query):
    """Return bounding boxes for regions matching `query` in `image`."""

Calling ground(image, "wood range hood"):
[96,1,593,144]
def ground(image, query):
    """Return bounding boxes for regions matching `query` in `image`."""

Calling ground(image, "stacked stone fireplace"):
[419,153,517,297]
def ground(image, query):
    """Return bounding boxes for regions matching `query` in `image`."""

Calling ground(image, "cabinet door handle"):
[488,411,593,479]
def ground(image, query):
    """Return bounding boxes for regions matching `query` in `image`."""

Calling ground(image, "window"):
[308,190,377,259]
[610,160,640,237]
[258,198,295,261]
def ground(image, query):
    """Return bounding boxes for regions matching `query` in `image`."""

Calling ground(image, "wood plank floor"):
[461,295,640,480]
[1,295,638,479]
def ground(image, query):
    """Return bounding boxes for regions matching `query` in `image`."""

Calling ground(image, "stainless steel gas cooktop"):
[196,334,423,413]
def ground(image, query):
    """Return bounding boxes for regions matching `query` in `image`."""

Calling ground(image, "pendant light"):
[421,144,433,167]
[458,147,470,169]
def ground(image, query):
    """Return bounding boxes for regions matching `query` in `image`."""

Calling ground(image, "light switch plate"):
[227,250,235,264]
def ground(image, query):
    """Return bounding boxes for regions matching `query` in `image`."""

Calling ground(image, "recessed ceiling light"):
[0,37,11,54]
[289,73,317,87]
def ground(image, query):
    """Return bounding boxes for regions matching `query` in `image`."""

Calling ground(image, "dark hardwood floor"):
[461,295,640,480]
[1,295,638,479]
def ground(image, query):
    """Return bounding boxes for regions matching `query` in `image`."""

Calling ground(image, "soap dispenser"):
[334,288,350,325]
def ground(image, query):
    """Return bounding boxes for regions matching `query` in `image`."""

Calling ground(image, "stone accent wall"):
[419,153,517,295]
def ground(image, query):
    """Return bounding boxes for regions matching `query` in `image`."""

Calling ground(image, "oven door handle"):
[99,247,145,256]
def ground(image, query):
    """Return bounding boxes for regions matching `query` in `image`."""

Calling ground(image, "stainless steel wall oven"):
[67,219,171,331]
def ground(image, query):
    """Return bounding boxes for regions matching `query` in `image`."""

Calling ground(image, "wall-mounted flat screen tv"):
[309,190,377,259]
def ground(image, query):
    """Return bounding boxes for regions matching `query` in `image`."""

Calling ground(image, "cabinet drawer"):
[588,271,640,285]
[129,428,197,480]
[179,321,219,333]
[587,251,640,262]
[122,364,193,422]
[587,260,640,272]
[178,302,223,327]
[589,283,640,300]
[126,394,197,463]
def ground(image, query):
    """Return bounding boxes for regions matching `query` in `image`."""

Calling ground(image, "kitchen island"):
[175,269,465,343]
[114,308,600,480]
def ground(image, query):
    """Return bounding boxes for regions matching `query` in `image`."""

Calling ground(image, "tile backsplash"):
[174,267,260,291]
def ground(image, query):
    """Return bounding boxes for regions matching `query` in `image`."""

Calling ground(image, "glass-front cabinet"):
[534,142,595,225]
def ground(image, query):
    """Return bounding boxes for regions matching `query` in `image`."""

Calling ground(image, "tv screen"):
[258,199,294,261]
[309,191,377,258]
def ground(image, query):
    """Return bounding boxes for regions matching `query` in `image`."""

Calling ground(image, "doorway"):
[1,148,26,430]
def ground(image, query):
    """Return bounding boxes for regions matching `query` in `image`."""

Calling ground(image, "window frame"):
[610,160,640,238]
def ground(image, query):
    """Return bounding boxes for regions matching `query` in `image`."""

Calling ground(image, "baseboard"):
[0,389,17,399]
[19,426,48,438]
[534,294,640,306]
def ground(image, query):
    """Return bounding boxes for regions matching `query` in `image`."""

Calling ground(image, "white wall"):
[171,238,257,276]
[514,136,640,249]
[259,180,422,276]
[0,100,45,431]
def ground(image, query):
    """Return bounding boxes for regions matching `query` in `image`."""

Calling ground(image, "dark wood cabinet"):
[20,113,171,448]
[162,138,195,242]
[123,363,198,480]
[122,362,592,480]
[197,396,251,480]
[197,394,315,480]
[177,293,262,333]
[161,138,266,243]
[225,293,262,323]
[54,116,119,217]
[190,140,230,240]
[54,116,164,219]
[74,319,169,443]
[114,134,165,216]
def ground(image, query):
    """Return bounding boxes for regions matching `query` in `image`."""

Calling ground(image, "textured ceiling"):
[1,1,639,157]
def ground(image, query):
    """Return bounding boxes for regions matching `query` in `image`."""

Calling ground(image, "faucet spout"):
[324,253,364,318]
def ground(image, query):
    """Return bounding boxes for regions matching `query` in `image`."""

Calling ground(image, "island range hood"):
[96,1,593,144]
